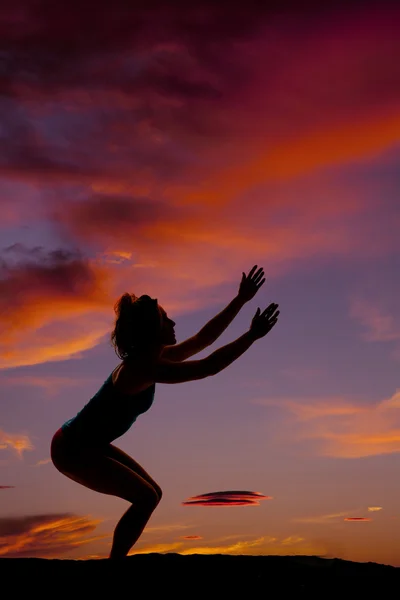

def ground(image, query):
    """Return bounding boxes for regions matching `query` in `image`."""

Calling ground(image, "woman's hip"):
[50,427,107,473]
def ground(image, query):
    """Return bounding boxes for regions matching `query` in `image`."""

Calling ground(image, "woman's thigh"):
[106,444,162,499]
[51,430,158,506]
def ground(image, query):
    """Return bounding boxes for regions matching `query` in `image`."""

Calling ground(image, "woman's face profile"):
[158,306,176,345]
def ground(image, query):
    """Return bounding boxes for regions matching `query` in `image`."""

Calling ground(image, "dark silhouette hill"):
[0,554,398,596]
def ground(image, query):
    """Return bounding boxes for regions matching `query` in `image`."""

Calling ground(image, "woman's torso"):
[61,359,156,446]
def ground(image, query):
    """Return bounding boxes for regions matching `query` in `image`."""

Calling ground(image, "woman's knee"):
[154,485,162,503]
[135,483,160,510]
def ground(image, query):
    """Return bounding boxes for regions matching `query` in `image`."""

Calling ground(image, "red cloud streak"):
[182,490,272,507]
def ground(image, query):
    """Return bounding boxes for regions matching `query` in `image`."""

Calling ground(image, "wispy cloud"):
[182,490,272,506]
[0,428,34,457]
[281,536,305,545]
[143,523,191,535]
[295,507,384,524]
[293,511,351,524]
[350,298,400,342]
[179,536,268,555]
[254,389,400,458]
[130,542,183,555]
[34,459,52,467]
[133,534,326,557]
[0,373,98,399]
[0,513,107,558]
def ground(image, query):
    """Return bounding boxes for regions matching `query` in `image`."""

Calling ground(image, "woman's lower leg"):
[109,502,157,559]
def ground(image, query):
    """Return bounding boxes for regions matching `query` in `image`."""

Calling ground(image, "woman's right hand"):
[249,303,279,340]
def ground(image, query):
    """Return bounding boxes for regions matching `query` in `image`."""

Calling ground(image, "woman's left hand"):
[238,265,266,303]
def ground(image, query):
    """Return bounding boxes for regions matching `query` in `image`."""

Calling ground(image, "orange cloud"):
[0,513,107,558]
[0,245,113,368]
[182,490,272,507]
[344,518,372,522]
[177,536,324,557]
[254,389,400,458]
[281,536,305,545]
[130,542,183,555]
[368,507,383,512]
[181,535,203,540]
[0,428,34,457]
[1,2,400,371]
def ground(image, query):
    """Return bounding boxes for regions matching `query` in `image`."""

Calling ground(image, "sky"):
[0,0,400,565]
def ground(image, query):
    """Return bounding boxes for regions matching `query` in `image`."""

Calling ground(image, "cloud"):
[132,536,269,556]
[35,459,51,466]
[350,298,400,342]
[0,513,107,558]
[143,523,191,535]
[181,535,203,540]
[0,428,34,457]
[134,534,327,557]
[281,536,305,545]
[0,486,15,489]
[295,507,384,523]
[293,511,352,524]
[130,542,184,555]
[182,490,272,507]
[1,1,400,370]
[0,373,98,399]
[179,536,268,555]
[0,245,113,368]
[254,389,400,458]
[51,193,193,245]
[2,1,400,188]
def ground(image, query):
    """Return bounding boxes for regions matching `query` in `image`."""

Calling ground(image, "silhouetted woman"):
[50,266,279,559]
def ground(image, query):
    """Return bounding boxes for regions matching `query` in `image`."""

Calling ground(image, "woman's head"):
[110,293,176,360]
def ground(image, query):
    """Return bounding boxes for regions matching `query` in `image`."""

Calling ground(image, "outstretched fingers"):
[261,303,279,317]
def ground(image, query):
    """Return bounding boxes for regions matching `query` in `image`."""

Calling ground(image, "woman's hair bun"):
[114,293,136,316]
[111,292,160,360]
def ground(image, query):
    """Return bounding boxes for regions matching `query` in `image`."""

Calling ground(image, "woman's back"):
[61,360,156,445]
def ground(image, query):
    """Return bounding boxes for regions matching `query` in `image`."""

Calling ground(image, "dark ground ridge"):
[1,553,398,595]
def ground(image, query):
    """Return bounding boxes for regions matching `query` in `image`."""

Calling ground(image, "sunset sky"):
[1,0,400,565]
